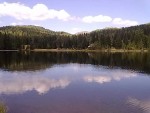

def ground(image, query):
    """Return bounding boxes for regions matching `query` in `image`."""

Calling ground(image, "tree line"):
[0,24,150,50]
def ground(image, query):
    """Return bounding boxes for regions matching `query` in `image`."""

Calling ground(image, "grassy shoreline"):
[0,49,148,53]
[0,102,7,113]
[33,49,148,53]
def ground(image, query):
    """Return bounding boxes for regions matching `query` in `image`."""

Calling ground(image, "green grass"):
[0,103,7,113]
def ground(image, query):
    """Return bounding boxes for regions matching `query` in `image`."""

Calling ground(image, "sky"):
[0,0,149,34]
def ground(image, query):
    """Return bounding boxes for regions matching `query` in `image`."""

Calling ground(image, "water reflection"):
[0,52,150,113]
[0,64,141,95]
[128,97,150,113]
[0,71,70,95]
[0,52,150,73]
[84,69,137,84]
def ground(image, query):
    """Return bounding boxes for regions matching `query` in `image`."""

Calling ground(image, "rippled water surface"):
[0,52,150,113]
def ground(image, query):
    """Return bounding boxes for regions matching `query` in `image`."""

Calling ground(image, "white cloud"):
[82,15,112,23]
[0,2,139,27]
[113,18,138,26]
[81,14,138,27]
[0,2,71,21]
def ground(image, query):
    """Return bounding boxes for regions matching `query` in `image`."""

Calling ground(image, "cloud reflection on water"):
[0,64,140,95]
[84,69,137,84]
[0,71,70,95]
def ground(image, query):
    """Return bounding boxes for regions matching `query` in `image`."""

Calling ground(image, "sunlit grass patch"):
[0,102,7,113]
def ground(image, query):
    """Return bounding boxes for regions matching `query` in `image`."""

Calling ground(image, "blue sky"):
[0,0,149,33]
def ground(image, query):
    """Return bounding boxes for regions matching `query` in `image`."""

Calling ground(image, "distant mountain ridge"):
[0,23,150,35]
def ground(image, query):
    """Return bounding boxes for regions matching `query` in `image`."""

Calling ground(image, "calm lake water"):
[0,52,150,113]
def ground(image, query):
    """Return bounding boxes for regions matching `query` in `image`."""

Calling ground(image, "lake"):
[0,52,150,113]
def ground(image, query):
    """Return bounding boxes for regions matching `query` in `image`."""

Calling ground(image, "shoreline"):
[0,49,148,53]
[0,50,18,52]
[33,49,148,53]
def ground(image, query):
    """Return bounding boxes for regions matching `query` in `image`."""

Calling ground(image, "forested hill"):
[0,24,150,50]
[0,25,57,36]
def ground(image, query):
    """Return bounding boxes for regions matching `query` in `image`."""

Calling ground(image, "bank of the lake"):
[0,49,149,53]
[32,49,149,53]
